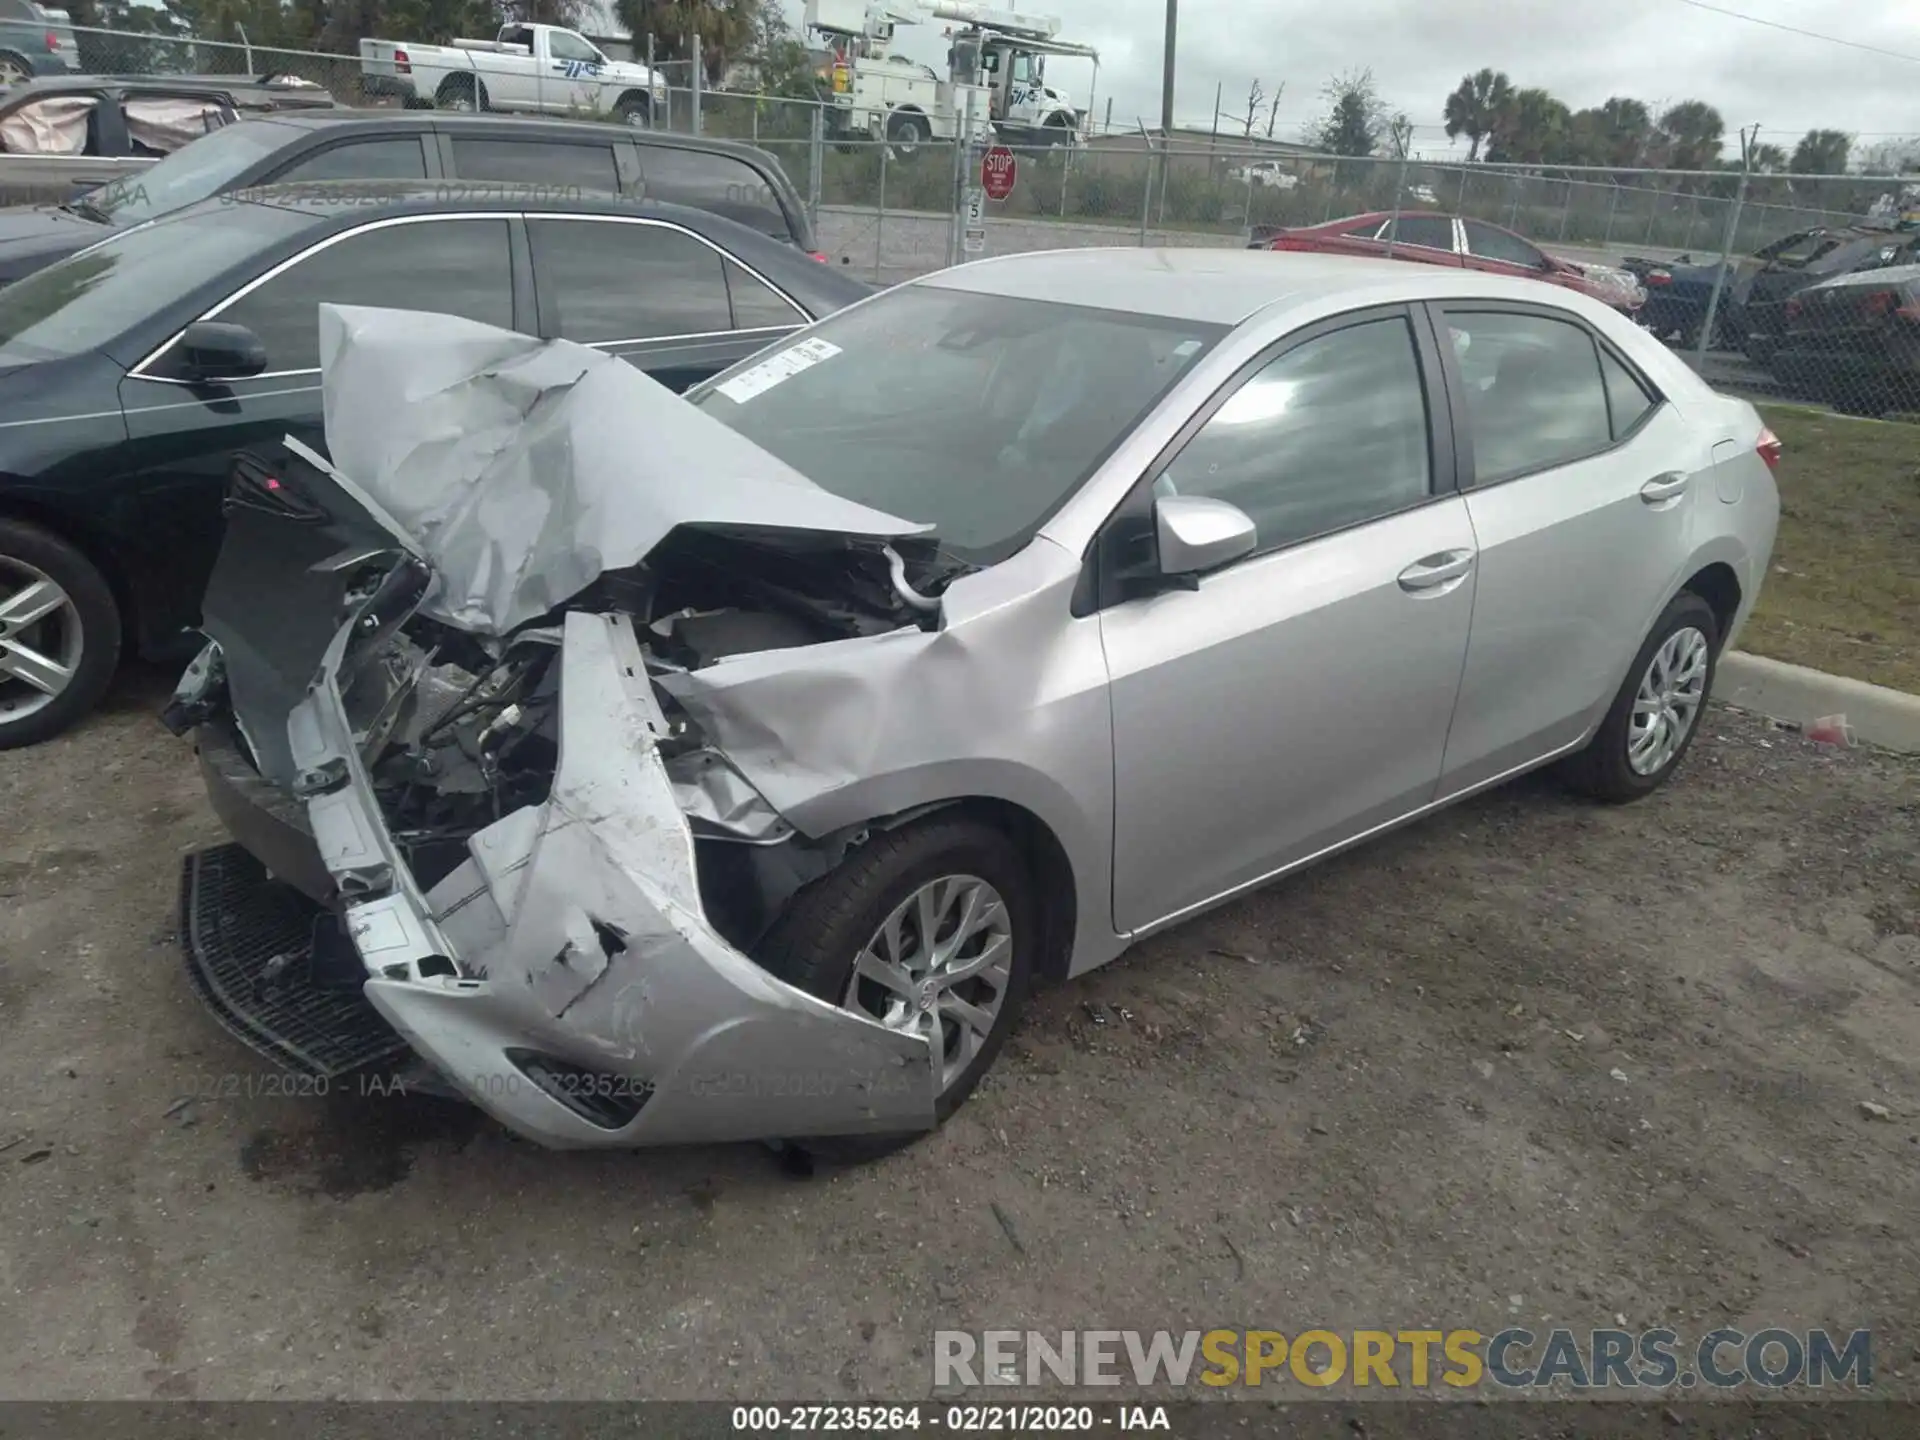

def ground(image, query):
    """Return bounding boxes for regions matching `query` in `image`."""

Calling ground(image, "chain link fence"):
[22,26,1920,418]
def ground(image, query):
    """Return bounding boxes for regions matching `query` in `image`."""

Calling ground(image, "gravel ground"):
[1,668,1916,1402]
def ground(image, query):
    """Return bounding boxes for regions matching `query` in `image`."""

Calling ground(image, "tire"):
[0,53,32,85]
[0,518,121,750]
[885,111,930,159]
[758,815,1037,1163]
[1557,592,1719,804]
[613,92,650,126]
[436,76,486,113]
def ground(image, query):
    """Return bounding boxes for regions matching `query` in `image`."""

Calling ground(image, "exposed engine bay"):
[336,526,965,956]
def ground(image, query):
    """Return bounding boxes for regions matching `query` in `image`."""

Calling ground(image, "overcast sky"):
[786,0,1920,161]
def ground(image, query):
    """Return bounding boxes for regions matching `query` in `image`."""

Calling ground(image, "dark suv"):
[0,112,821,282]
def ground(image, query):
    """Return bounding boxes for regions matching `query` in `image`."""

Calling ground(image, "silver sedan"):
[177,250,1780,1157]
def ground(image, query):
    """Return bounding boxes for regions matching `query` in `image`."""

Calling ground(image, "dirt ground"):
[1,665,1917,1403]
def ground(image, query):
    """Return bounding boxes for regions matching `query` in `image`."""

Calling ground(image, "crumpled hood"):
[316,304,927,635]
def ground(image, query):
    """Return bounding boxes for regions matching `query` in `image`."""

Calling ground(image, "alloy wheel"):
[844,874,1014,1094]
[0,558,82,723]
[1627,625,1709,776]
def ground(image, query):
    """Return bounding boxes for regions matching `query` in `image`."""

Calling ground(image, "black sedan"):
[0,111,822,283]
[0,181,872,747]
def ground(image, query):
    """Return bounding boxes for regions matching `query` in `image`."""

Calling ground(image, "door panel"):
[1102,499,1478,932]
[1434,307,1707,795]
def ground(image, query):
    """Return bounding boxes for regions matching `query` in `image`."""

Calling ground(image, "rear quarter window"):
[637,145,796,244]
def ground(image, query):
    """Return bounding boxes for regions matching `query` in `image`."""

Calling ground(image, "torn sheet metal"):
[314,305,929,635]
[293,606,933,1149]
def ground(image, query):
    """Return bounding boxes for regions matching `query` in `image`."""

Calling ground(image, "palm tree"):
[614,0,760,85]
[1789,129,1853,177]
[1486,87,1569,165]
[1655,100,1725,173]
[1442,68,1512,161]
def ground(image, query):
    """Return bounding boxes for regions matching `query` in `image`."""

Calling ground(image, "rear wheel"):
[0,519,120,750]
[0,53,33,85]
[758,815,1036,1163]
[1557,592,1718,803]
[885,110,930,159]
[613,91,650,126]
[436,76,486,113]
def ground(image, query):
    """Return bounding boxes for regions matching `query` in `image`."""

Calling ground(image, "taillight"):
[1646,269,1672,285]
[46,29,58,48]
[1755,426,1783,472]
[808,250,828,263]
[1861,289,1898,319]
[393,47,411,74]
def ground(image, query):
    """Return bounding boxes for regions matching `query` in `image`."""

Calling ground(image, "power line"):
[1670,0,1920,64]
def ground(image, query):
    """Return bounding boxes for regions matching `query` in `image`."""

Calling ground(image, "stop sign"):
[982,146,1017,201]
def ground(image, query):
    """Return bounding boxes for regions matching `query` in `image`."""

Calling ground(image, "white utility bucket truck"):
[805,0,1098,154]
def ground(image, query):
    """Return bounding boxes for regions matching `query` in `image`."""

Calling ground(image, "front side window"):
[1158,316,1432,552]
[547,30,600,63]
[211,218,513,373]
[1463,220,1545,269]
[723,257,802,329]
[272,137,428,183]
[690,287,1223,563]
[1446,310,1612,482]
[529,218,732,342]
[0,203,310,366]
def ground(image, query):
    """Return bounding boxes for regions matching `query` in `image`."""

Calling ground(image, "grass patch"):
[1740,405,1920,693]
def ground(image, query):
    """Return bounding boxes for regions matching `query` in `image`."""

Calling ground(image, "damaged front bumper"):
[183,603,936,1150]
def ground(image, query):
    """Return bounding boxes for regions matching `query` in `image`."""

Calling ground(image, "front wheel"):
[1557,592,1719,803]
[757,815,1037,1162]
[0,518,121,750]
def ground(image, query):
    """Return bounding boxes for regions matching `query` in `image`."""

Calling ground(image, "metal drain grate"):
[178,844,410,1078]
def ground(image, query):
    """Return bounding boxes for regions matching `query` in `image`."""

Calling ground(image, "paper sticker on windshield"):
[715,337,843,404]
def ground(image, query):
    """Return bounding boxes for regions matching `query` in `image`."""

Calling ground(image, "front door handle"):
[1640,471,1691,505]
[1397,549,1476,594]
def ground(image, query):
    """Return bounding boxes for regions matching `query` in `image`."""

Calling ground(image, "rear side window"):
[450,136,619,193]
[1599,348,1655,439]
[1338,217,1385,239]
[723,258,801,329]
[638,145,794,243]
[271,137,428,182]
[1446,311,1612,482]
[1463,220,1544,269]
[213,217,513,372]
[528,217,733,342]
[1384,215,1453,252]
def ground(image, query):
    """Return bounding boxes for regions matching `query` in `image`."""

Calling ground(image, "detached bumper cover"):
[273,608,935,1150]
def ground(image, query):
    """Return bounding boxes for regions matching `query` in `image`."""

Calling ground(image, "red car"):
[1253,211,1647,314]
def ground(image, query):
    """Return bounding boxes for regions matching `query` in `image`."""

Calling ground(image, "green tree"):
[1789,128,1852,176]
[1654,99,1724,172]
[1486,87,1570,165]
[1442,67,1512,161]
[614,0,759,84]
[1314,67,1384,158]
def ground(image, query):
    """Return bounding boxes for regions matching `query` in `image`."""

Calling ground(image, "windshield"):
[0,202,310,366]
[688,287,1224,563]
[86,119,295,224]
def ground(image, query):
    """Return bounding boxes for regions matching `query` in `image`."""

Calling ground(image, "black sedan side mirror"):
[179,321,268,381]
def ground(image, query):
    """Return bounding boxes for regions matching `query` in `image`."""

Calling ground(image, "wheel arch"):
[1680,560,1742,651]
[0,492,138,651]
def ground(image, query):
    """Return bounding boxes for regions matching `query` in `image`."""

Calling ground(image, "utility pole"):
[1155,0,1176,232]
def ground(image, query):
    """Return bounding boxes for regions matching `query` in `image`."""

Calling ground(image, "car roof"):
[254,108,786,163]
[3,73,318,97]
[918,247,1599,326]
[167,179,787,249]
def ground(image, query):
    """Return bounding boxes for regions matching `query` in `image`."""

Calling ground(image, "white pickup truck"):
[360,23,666,125]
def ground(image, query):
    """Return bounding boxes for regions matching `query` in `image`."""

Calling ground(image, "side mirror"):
[1155,494,1257,577]
[178,320,268,381]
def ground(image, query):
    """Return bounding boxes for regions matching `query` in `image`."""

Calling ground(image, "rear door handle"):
[1397,549,1476,593]
[1640,471,1690,505]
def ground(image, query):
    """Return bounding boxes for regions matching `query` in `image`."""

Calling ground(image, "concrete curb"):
[1718,651,1920,753]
